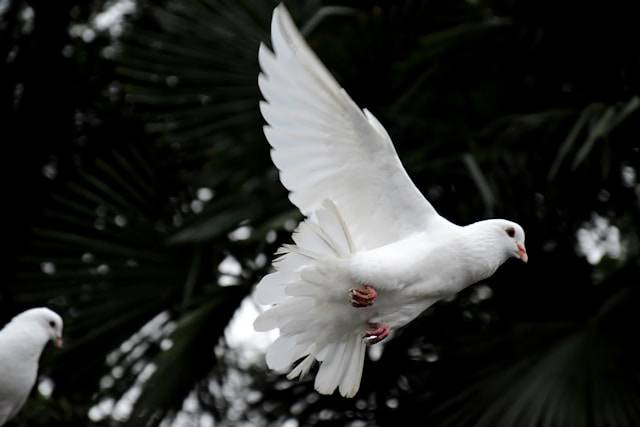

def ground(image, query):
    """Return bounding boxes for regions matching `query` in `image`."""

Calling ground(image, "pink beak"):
[54,337,63,349]
[517,244,528,263]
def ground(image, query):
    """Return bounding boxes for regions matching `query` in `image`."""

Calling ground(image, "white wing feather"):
[259,5,443,250]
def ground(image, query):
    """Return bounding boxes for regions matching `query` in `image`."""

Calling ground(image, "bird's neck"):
[0,321,49,361]
[460,222,509,281]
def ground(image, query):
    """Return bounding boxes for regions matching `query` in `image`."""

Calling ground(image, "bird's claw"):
[349,284,377,308]
[364,323,390,345]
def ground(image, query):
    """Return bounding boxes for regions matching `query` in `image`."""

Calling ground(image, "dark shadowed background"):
[2,0,640,425]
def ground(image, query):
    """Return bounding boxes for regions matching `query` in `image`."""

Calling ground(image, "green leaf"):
[125,287,247,425]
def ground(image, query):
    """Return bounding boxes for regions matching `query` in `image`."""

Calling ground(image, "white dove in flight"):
[254,4,527,398]
[0,308,63,425]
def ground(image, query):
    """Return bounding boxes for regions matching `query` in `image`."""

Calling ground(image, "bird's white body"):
[349,224,504,328]
[254,4,527,398]
[0,308,63,425]
[290,222,508,333]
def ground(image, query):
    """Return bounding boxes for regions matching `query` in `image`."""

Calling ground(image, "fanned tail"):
[254,199,366,397]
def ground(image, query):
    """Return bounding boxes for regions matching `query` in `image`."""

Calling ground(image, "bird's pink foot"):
[350,284,378,308]
[364,323,390,345]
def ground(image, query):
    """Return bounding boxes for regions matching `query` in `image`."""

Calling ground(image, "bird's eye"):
[49,320,55,328]
[505,227,515,238]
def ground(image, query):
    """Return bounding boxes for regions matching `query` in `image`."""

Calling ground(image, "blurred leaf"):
[126,287,246,425]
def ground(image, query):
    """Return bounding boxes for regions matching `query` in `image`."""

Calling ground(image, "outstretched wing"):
[259,4,444,250]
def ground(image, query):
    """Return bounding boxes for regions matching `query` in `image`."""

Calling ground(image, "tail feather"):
[265,335,299,371]
[314,335,365,398]
[340,337,366,397]
[253,297,315,332]
[287,352,315,380]
[283,281,322,298]
[254,271,294,305]
[314,341,346,394]
[272,251,311,271]
[254,199,366,397]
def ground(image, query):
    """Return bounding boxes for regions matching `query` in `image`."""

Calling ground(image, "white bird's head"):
[465,218,528,266]
[486,219,528,263]
[14,307,64,349]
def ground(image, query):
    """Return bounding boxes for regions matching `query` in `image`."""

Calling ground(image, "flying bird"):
[0,308,63,425]
[254,4,527,398]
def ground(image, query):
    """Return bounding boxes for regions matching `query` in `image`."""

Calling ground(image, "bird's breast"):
[0,352,38,396]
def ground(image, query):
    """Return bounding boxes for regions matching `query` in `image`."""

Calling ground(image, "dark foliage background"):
[2,0,640,425]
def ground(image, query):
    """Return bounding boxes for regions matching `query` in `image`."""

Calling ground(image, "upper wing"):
[259,5,443,251]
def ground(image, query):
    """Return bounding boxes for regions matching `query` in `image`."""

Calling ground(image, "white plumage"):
[0,308,63,425]
[255,4,528,398]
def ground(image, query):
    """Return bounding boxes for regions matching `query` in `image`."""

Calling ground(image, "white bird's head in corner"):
[16,308,64,349]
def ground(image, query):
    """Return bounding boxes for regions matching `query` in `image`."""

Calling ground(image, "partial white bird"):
[0,308,63,425]
[254,4,528,398]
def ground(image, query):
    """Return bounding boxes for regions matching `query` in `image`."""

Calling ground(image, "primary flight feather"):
[254,4,527,398]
